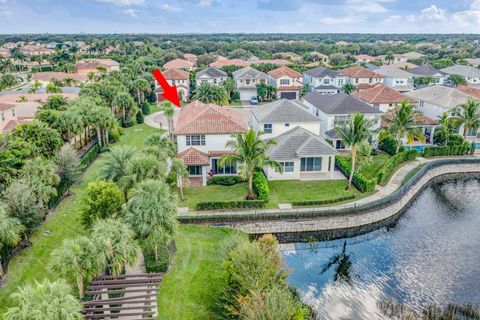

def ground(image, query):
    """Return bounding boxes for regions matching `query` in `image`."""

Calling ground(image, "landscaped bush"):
[79,143,101,168]
[207,175,244,186]
[378,135,403,155]
[142,101,151,115]
[144,245,169,273]
[253,171,270,201]
[423,143,470,157]
[292,194,356,207]
[136,110,145,124]
[377,150,417,185]
[196,200,266,210]
[470,142,476,155]
[335,156,376,192]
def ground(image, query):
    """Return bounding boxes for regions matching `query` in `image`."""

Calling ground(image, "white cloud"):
[347,0,388,13]
[320,15,364,25]
[419,5,447,22]
[123,8,138,17]
[95,0,144,6]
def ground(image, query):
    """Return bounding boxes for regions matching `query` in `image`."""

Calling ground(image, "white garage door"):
[239,89,257,101]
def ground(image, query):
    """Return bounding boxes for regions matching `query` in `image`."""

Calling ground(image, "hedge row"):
[80,143,101,167]
[423,143,470,157]
[292,194,356,207]
[195,200,267,210]
[253,171,270,201]
[207,175,244,186]
[377,150,417,185]
[378,135,404,156]
[335,156,376,193]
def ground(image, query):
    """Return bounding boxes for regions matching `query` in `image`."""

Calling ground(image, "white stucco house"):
[303,92,383,150]
[303,67,347,95]
[375,65,414,92]
[408,65,447,86]
[268,66,303,100]
[232,66,268,101]
[441,65,480,86]
[351,84,418,113]
[340,66,385,91]
[195,67,227,86]
[154,68,190,102]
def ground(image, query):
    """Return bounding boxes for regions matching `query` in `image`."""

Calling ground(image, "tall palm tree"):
[163,102,175,140]
[456,99,480,138]
[99,145,135,201]
[91,219,140,275]
[50,237,105,298]
[335,113,372,190]
[220,129,283,200]
[124,180,177,261]
[170,158,190,201]
[0,206,25,278]
[382,101,425,154]
[133,78,151,105]
[113,91,136,123]
[144,133,176,161]
[193,83,229,105]
[4,279,83,320]
[437,112,456,146]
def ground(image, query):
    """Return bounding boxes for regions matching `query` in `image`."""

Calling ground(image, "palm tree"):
[223,77,236,100]
[170,158,190,201]
[113,91,136,123]
[124,180,177,261]
[50,237,105,298]
[334,113,372,190]
[91,219,140,275]
[0,206,25,278]
[220,129,283,200]
[193,83,229,105]
[382,101,425,153]
[4,279,83,320]
[342,83,356,94]
[437,112,456,146]
[133,78,152,105]
[385,53,395,65]
[99,145,135,201]
[301,82,312,96]
[144,133,176,161]
[163,102,175,140]
[456,99,480,138]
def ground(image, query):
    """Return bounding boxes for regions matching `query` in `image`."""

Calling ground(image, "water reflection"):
[281,177,480,319]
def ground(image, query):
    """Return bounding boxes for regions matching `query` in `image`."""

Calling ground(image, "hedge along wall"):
[376,150,417,185]
[292,194,356,207]
[335,156,376,193]
[422,143,471,158]
[195,172,270,211]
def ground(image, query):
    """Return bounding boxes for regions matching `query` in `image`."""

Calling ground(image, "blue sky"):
[0,0,479,34]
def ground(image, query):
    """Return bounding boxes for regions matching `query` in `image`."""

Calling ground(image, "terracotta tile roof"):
[76,58,119,70]
[268,66,302,79]
[355,54,375,60]
[184,53,197,59]
[174,100,249,135]
[356,83,375,91]
[31,72,88,82]
[0,102,15,112]
[1,118,33,133]
[457,85,480,99]
[382,112,436,127]
[162,68,189,80]
[208,150,236,157]
[178,147,209,166]
[163,58,194,70]
[340,66,384,79]
[256,59,291,66]
[209,59,249,68]
[277,85,302,91]
[352,84,417,104]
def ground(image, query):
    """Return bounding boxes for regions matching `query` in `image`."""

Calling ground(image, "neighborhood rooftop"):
[408,65,446,76]
[304,92,383,114]
[232,66,268,80]
[196,66,227,78]
[303,66,342,78]
[404,85,474,109]
[251,99,320,123]
[352,84,417,104]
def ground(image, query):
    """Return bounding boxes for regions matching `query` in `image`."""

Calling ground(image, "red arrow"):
[152,68,181,108]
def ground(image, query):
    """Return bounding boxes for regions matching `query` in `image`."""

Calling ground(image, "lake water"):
[281,176,480,319]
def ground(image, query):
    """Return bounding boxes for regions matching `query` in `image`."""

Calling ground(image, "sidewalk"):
[179,156,472,217]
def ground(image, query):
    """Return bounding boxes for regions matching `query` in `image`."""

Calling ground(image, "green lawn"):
[177,179,369,210]
[357,152,391,180]
[157,225,247,320]
[0,123,162,312]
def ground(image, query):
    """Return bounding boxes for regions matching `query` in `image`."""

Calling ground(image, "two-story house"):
[408,65,447,86]
[268,66,303,100]
[375,65,414,92]
[303,67,347,95]
[232,66,268,101]
[154,68,190,102]
[340,66,384,91]
[163,58,195,71]
[174,101,250,186]
[441,65,480,86]
[303,92,383,150]
[195,67,227,86]
[352,84,417,113]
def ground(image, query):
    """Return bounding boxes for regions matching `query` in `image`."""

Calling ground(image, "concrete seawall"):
[185,163,480,236]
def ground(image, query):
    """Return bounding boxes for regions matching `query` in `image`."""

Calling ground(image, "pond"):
[281,176,480,319]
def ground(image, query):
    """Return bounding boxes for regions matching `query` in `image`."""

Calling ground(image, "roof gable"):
[268,66,302,79]
[352,84,417,104]
[251,99,320,123]
[340,66,384,79]
[304,92,383,115]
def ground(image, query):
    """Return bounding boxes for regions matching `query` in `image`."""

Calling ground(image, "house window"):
[323,78,330,85]
[300,157,322,172]
[334,115,350,125]
[211,158,237,175]
[355,78,359,84]
[186,135,205,146]
[0,113,4,121]
[328,157,332,171]
[12,109,15,117]
[336,140,345,149]
[419,101,424,107]
[213,78,217,84]
[280,79,290,85]
[263,124,272,133]
[201,80,207,84]
[246,79,250,85]
[188,166,202,176]
[171,80,175,85]
[369,78,372,83]
[285,123,290,127]
[275,161,294,173]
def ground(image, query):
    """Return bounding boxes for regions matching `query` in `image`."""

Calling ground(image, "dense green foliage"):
[292,194,356,206]
[196,199,266,211]
[252,171,270,201]
[423,143,471,157]
[378,135,403,155]
[207,175,244,186]
[377,150,417,185]
[335,156,376,192]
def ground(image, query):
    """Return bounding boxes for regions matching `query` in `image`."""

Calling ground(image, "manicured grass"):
[268,179,365,208]
[178,183,249,209]
[157,225,247,320]
[357,152,391,180]
[0,123,162,312]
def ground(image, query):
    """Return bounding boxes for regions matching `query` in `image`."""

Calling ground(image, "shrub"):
[423,143,469,157]
[195,200,266,210]
[80,143,101,168]
[144,245,169,273]
[108,127,121,143]
[293,194,356,206]
[377,150,417,185]
[207,175,244,186]
[335,156,376,192]
[470,142,476,155]
[378,135,403,155]
[136,110,145,124]
[142,101,151,115]
[253,171,270,201]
